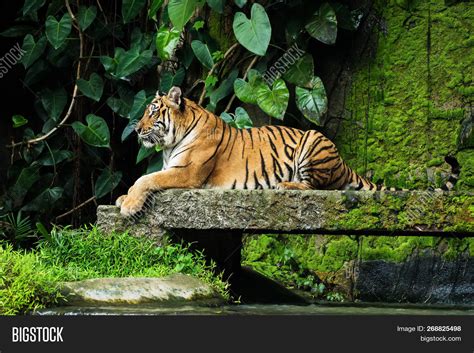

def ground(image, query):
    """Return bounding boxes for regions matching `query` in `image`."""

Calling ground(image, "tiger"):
[116,86,460,217]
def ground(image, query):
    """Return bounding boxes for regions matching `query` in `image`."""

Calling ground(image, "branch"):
[223,55,259,113]
[198,43,239,106]
[55,196,96,221]
[7,0,84,148]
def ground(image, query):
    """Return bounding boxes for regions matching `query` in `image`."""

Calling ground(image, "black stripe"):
[243,158,249,189]
[253,171,263,189]
[284,145,294,160]
[231,180,236,189]
[260,151,271,187]
[284,162,294,180]
[203,123,226,165]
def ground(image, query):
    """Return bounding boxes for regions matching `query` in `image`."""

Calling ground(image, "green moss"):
[207,11,235,52]
[336,0,474,191]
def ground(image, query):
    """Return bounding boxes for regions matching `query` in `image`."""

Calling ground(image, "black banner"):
[0,315,472,353]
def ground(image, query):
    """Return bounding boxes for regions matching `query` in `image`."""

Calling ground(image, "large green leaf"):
[37,149,73,166]
[234,107,253,128]
[233,69,265,104]
[77,5,97,30]
[295,76,328,125]
[95,169,123,198]
[0,25,36,38]
[72,114,110,148]
[21,34,47,69]
[207,0,225,13]
[160,67,185,93]
[22,187,63,212]
[207,69,238,112]
[77,73,104,102]
[234,0,247,8]
[148,0,164,20]
[156,26,181,61]
[41,87,67,122]
[11,165,40,202]
[114,48,153,79]
[136,145,155,164]
[122,0,147,24]
[191,40,214,69]
[121,120,137,142]
[233,3,271,56]
[23,0,46,16]
[168,0,199,30]
[129,90,151,120]
[146,152,163,174]
[256,79,289,119]
[305,2,338,45]
[283,54,314,87]
[45,14,72,50]
[220,112,237,127]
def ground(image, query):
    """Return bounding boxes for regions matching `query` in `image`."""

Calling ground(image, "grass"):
[0,226,229,315]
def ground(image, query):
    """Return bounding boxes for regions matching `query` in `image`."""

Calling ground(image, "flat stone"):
[97,190,474,236]
[60,274,224,306]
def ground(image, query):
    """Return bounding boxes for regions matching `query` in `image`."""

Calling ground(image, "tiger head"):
[135,86,183,149]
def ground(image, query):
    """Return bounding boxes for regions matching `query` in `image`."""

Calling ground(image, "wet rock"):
[355,255,474,304]
[60,274,224,306]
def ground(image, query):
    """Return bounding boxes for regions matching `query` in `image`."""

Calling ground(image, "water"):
[37,303,474,316]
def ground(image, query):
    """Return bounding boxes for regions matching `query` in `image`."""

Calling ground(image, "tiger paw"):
[115,195,126,207]
[120,193,147,217]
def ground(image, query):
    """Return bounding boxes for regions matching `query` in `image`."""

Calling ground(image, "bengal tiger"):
[116,86,460,216]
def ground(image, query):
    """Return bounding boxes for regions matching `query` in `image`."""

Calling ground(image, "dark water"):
[37,303,474,316]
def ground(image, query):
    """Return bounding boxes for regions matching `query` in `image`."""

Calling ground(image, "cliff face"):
[336,0,473,190]
[242,0,474,304]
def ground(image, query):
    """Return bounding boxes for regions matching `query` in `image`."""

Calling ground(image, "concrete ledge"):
[97,190,473,236]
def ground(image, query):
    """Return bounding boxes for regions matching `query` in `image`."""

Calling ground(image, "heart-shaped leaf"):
[256,79,289,119]
[207,69,238,112]
[37,149,73,166]
[146,153,164,174]
[23,0,46,16]
[156,26,181,60]
[12,115,28,128]
[234,69,265,104]
[148,0,164,20]
[122,0,147,24]
[22,187,63,212]
[233,3,271,56]
[121,119,137,142]
[115,48,153,79]
[136,145,155,164]
[234,107,253,128]
[168,0,199,30]
[95,169,122,198]
[191,40,214,69]
[21,34,47,69]
[41,87,67,122]
[129,90,151,120]
[283,54,314,87]
[45,14,72,49]
[207,0,225,13]
[77,73,104,102]
[234,0,247,8]
[77,5,97,30]
[305,2,337,45]
[220,112,237,127]
[72,114,110,148]
[295,76,328,125]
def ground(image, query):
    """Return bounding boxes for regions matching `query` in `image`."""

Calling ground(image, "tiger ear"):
[167,86,182,109]
[155,90,161,99]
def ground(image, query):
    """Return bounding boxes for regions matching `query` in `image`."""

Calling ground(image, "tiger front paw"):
[115,195,126,207]
[120,192,147,217]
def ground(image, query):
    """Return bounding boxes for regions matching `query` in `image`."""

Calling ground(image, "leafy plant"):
[1,0,364,231]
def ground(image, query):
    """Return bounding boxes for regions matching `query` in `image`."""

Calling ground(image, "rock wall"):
[242,0,474,304]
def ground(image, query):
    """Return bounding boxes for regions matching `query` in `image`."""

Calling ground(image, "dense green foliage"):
[1,0,360,229]
[0,227,228,314]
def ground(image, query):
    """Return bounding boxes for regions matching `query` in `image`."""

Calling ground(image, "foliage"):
[0,226,229,314]
[0,244,62,315]
[1,0,365,229]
